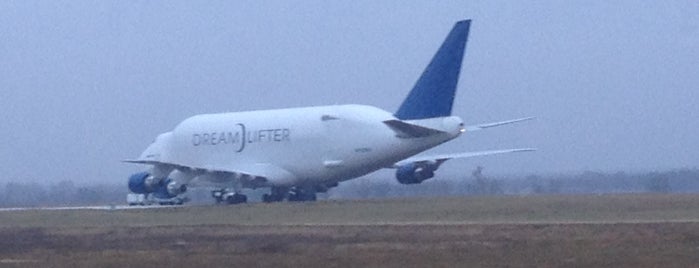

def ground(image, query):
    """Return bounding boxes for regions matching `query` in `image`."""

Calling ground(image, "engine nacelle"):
[128,172,158,194]
[165,180,187,196]
[128,172,186,198]
[396,162,438,184]
[151,179,183,199]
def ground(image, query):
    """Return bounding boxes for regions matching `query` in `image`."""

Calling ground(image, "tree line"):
[1,168,697,207]
[329,168,699,199]
[0,181,128,207]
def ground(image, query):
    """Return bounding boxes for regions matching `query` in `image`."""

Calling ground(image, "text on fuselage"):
[192,128,290,147]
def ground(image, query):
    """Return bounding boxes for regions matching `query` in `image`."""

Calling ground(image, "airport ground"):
[1,194,699,267]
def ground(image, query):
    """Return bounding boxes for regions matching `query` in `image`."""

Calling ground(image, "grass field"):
[2,194,699,267]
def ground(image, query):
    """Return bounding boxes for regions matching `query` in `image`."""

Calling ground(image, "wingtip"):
[514,148,538,153]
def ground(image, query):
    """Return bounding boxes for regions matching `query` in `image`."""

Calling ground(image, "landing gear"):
[158,198,185,206]
[288,187,317,202]
[226,193,247,204]
[212,189,247,205]
[263,186,317,202]
[214,184,325,204]
[262,187,288,203]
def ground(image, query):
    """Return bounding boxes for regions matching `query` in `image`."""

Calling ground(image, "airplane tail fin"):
[395,20,471,120]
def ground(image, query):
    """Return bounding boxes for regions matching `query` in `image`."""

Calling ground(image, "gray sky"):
[1,0,697,184]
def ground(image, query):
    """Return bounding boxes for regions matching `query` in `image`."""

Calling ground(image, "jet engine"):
[128,172,186,198]
[395,162,438,184]
[128,172,158,194]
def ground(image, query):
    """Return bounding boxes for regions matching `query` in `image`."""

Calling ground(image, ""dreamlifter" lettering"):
[191,124,290,152]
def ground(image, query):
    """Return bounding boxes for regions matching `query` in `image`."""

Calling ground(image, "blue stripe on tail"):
[395,20,471,120]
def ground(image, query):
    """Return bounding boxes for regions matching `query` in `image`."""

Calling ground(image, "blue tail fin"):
[395,20,471,120]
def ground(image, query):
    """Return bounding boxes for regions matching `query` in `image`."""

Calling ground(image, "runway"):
[2,194,699,267]
[0,204,162,212]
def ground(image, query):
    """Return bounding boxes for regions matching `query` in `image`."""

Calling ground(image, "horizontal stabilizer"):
[383,119,446,138]
[465,117,535,132]
[123,159,158,165]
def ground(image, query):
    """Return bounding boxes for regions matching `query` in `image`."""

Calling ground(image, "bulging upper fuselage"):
[139,104,463,186]
[124,20,512,204]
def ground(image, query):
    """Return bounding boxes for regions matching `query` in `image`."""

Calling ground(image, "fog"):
[1,1,697,185]
[2,169,698,207]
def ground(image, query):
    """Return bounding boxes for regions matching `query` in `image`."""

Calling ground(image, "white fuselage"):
[138,104,463,187]
[125,20,534,202]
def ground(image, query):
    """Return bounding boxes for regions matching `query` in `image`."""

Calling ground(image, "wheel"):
[301,192,317,202]
[288,187,317,202]
[226,194,247,204]
[212,190,226,204]
[236,194,247,203]
[262,194,272,203]
[307,192,317,201]
[263,188,287,203]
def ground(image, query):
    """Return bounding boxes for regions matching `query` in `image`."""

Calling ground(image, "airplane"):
[125,19,534,204]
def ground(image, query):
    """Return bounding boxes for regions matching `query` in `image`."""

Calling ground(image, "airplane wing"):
[465,117,535,132]
[392,148,536,168]
[123,159,297,187]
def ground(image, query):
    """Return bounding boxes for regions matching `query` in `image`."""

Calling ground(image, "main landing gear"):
[288,187,317,202]
[213,185,323,204]
[262,186,317,203]
[212,189,247,204]
[262,187,287,203]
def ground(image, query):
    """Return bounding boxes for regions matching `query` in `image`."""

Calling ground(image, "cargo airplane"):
[125,20,534,204]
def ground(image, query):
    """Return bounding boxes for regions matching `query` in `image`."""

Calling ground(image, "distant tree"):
[76,187,102,204]
[368,181,392,198]
[467,166,503,195]
[525,175,545,194]
[2,182,48,206]
[546,179,562,194]
[645,172,671,193]
[53,180,77,205]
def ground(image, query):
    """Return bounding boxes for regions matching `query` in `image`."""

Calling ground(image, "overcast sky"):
[1,1,697,185]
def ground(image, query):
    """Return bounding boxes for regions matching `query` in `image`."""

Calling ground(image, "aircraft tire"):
[307,193,317,201]
[288,190,316,202]
[288,193,299,202]
[226,194,247,204]
[262,193,284,203]
[302,192,317,202]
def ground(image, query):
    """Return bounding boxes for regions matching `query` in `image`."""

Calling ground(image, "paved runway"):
[0,204,165,212]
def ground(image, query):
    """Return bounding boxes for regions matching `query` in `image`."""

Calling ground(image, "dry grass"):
[4,194,699,228]
[1,194,699,267]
